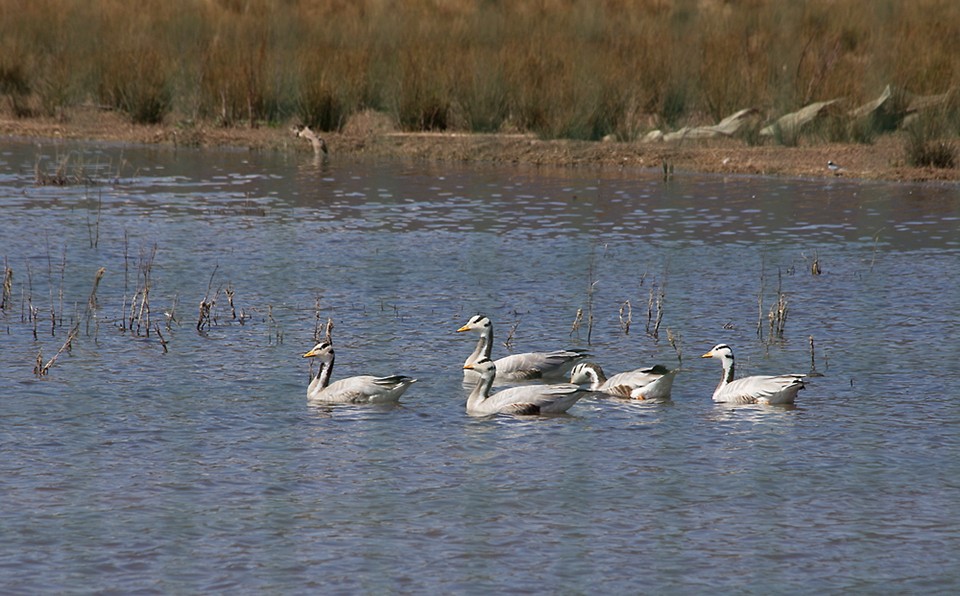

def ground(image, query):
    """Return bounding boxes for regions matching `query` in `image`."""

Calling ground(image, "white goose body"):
[458,314,586,383]
[463,359,588,416]
[701,344,804,405]
[303,342,416,404]
[569,361,678,400]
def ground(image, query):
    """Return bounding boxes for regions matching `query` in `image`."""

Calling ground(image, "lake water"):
[1,137,959,593]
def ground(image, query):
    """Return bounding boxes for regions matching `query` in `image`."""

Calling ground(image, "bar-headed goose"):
[302,341,416,404]
[701,344,804,405]
[463,358,588,416]
[457,314,586,383]
[569,361,678,400]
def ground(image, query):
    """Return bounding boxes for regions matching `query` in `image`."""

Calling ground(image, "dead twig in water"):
[767,267,788,340]
[83,265,105,340]
[312,295,325,343]
[585,257,597,345]
[164,294,180,331]
[120,231,129,332]
[24,261,38,338]
[197,299,212,333]
[503,316,521,350]
[155,323,168,353]
[131,244,156,337]
[646,282,665,340]
[667,327,683,366]
[34,322,80,377]
[1,261,12,312]
[87,267,105,313]
[811,249,822,275]
[47,241,66,335]
[266,304,283,345]
[29,303,39,339]
[870,228,885,272]
[197,264,219,334]
[570,308,583,337]
[224,284,247,325]
[619,300,632,335]
[808,335,825,377]
[225,285,237,320]
[756,260,765,340]
[86,190,102,248]
[809,335,818,373]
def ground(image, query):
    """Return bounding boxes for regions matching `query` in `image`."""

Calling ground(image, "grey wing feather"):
[311,375,416,404]
[478,383,587,415]
[604,367,678,400]
[495,350,587,380]
[717,375,804,405]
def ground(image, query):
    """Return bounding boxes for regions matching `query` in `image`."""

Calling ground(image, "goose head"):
[701,344,734,362]
[569,362,603,385]
[303,341,335,363]
[702,343,736,383]
[457,314,492,333]
[463,357,497,378]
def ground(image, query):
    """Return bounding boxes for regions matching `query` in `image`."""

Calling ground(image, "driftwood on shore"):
[644,108,762,142]
[759,99,843,138]
[646,84,957,144]
[849,84,898,121]
[903,88,959,126]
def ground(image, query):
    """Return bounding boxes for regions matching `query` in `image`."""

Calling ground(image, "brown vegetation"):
[1,0,959,181]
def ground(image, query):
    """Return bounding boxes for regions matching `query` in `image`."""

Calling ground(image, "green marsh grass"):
[1,0,958,142]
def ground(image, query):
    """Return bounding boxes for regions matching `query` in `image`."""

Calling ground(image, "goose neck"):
[467,369,495,409]
[315,356,334,390]
[720,355,735,385]
[465,325,493,366]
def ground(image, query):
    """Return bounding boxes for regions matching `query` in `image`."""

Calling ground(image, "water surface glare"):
[2,139,959,593]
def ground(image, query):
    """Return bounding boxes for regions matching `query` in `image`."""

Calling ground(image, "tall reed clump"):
[492,2,677,140]
[904,108,959,168]
[390,39,453,132]
[0,0,95,118]
[194,2,302,127]
[93,2,186,125]
[0,57,31,117]
[99,43,173,125]
[290,2,391,131]
[446,25,510,134]
[295,46,367,132]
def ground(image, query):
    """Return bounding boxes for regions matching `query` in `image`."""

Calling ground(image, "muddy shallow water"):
[1,139,959,593]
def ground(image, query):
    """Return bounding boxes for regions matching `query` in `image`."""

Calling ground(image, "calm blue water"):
[1,138,959,593]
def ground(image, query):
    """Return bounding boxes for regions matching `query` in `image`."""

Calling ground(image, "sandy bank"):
[2,107,958,184]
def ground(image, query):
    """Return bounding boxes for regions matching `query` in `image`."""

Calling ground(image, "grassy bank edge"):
[2,106,958,184]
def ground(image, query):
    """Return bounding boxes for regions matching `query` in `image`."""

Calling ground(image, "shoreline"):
[2,107,958,184]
